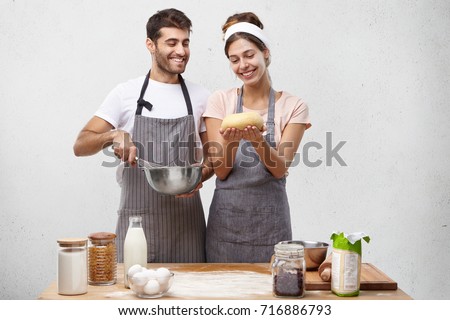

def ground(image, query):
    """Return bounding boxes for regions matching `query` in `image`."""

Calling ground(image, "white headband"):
[223,22,270,49]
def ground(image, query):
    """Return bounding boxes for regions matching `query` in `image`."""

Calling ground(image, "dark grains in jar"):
[273,268,304,297]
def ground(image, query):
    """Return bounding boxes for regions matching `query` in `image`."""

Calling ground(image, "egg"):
[131,283,145,295]
[155,267,171,286]
[131,271,149,287]
[156,267,171,278]
[142,268,158,280]
[143,279,160,295]
[158,279,170,292]
[127,264,143,278]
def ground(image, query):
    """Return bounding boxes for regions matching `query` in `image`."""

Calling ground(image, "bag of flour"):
[330,231,370,297]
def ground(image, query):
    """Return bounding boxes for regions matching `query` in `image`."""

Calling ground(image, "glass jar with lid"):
[88,232,117,285]
[271,242,305,298]
[57,238,88,295]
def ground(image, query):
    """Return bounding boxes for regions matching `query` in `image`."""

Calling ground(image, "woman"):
[203,12,311,262]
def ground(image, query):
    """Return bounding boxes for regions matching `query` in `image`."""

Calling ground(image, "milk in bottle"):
[123,216,147,288]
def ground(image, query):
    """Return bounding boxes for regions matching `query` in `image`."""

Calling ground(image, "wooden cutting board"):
[306,263,398,290]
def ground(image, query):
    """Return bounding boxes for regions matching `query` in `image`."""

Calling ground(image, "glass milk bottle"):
[123,216,147,288]
[57,238,88,295]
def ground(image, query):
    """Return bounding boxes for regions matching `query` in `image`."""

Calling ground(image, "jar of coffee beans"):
[271,242,305,298]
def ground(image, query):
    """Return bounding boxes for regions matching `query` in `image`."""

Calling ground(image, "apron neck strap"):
[136,71,152,115]
[178,74,193,116]
[136,70,193,116]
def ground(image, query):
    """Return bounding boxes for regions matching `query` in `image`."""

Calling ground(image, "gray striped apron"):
[206,87,292,263]
[115,71,206,263]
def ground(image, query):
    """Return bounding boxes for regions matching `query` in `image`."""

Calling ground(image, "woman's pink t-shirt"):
[203,88,311,146]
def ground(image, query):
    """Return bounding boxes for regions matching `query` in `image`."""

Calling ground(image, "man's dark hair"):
[146,8,192,41]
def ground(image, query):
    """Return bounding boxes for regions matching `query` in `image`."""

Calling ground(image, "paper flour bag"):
[330,231,370,297]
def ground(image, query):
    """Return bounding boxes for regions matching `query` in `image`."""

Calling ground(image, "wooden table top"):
[38,263,412,300]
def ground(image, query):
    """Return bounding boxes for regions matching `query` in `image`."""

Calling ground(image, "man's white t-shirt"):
[95,75,210,135]
[94,75,210,185]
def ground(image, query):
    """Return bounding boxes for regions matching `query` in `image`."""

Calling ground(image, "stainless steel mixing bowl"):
[278,240,329,270]
[142,165,202,196]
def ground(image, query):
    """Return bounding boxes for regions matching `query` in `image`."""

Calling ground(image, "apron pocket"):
[212,205,288,246]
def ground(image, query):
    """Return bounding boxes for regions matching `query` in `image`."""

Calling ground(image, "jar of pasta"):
[88,232,117,285]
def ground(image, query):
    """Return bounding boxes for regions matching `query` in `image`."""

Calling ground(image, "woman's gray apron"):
[206,88,292,263]
[115,71,206,263]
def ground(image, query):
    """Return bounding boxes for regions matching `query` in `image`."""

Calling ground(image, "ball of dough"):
[220,112,264,130]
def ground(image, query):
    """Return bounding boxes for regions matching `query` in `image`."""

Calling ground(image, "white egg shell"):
[132,283,145,295]
[131,271,149,287]
[158,280,169,292]
[142,268,158,280]
[143,279,160,295]
[156,267,171,286]
[156,275,169,287]
[156,267,171,278]
[127,264,143,278]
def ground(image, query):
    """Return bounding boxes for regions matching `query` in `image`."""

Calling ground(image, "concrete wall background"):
[1,0,449,299]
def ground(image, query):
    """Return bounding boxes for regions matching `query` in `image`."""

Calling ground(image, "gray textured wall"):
[1,0,449,299]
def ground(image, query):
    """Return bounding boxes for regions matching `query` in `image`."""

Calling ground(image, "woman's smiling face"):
[227,38,269,86]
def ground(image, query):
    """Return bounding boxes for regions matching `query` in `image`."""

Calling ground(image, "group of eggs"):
[127,264,172,296]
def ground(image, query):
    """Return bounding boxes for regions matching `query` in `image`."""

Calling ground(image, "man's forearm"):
[73,129,117,156]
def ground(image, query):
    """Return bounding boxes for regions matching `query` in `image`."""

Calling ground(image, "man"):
[73,8,211,263]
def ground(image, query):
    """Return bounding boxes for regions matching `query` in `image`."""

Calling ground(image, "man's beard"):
[154,48,188,75]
